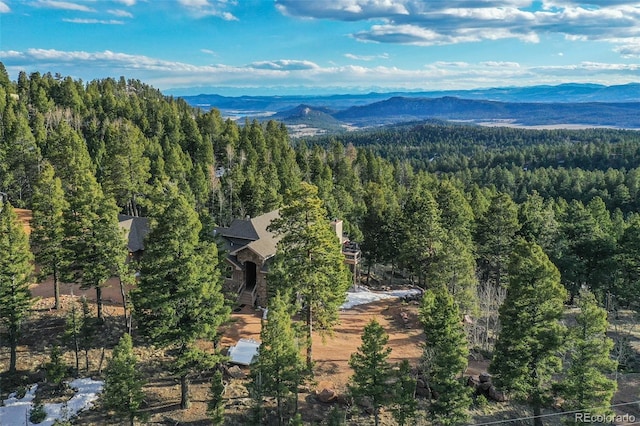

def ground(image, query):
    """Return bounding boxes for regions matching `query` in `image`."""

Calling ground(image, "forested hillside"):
[0,62,638,424]
[307,123,640,307]
[312,123,640,209]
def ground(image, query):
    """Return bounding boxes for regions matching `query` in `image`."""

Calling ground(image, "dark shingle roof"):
[118,215,149,252]
[215,210,281,260]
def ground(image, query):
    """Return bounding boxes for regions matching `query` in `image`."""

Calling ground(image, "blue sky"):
[1,0,640,95]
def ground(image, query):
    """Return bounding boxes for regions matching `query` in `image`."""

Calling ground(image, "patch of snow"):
[0,378,103,426]
[0,385,38,425]
[341,287,422,310]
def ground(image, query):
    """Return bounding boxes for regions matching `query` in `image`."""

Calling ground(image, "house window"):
[224,265,234,279]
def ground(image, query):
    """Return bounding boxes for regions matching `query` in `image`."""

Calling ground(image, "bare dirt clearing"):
[9,282,428,425]
[3,280,640,425]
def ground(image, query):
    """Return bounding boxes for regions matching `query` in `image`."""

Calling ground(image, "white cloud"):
[34,1,95,12]
[543,0,639,7]
[344,52,389,61]
[480,61,521,68]
[115,0,136,5]
[2,48,639,91]
[354,23,537,46]
[62,18,125,24]
[431,61,470,68]
[249,60,320,71]
[177,0,238,20]
[616,45,640,57]
[276,0,410,19]
[179,0,209,6]
[107,9,133,18]
[219,11,236,21]
[276,0,640,56]
[201,49,218,56]
[0,1,10,13]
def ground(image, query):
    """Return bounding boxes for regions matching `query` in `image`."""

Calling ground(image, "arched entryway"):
[245,261,257,291]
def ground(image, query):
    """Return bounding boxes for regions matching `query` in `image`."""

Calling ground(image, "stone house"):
[215,210,360,307]
[215,211,281,307]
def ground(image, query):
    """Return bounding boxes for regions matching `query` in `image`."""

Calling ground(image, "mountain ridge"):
[178,82,640,108]
[178,83,640,135]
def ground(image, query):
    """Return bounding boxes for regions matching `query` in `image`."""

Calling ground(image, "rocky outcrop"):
[467,373,507,402]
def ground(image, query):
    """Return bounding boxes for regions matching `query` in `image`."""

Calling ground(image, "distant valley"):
[178,83,640,136]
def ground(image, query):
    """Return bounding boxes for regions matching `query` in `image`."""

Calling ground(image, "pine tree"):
[268,182,351,371]
[101,120,151,216]
[132,186,229,409]
[30,162,68,310]
[475,192,521,288]
[64,299,82,375]
[391,360,417,426]
[348,319,392,426]
[0,201,34,375]
[435,179,474,246]
[102,333,146,426]
[49,121,126,320]
[490,239,567,426]
[79,296,94,372]
[207,369,225,426]
[517,191,558,256]
[44,345,67,390]
[557,199,616,302]
[361,181,399,283]
[427,234,478,315]
[400,183,444,286]
[0,100,40,206]
[561,289,617,421]
[80,195,127,321]
[420,287,471,425]
[615,215,640,309]
[250,292,304,425]
[0,62,10,88]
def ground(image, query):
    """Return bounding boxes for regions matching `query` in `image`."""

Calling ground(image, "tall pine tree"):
[207,369,225,426]
[401,182,444,286]
[268,182,351,371]
[102,333,147,426]
[30,162,68,310]
[475,192,521,288]
[391,360,417,426]
[348,319,392,426]
[561,289,617,422]
[0,201,34,375]
[48,121,125,320]
[250,292,305,426]
[132,186,229,409]
[420,287,471,425]
[490,239,567,426]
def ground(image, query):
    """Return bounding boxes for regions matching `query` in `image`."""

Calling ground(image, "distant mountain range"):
[178,83,640,135]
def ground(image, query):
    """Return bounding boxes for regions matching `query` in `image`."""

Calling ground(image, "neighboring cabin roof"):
[216,210,281,261]
[8,209,147,252]
[118,215,149,252]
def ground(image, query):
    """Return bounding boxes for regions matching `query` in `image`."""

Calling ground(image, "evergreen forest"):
[0,62,638,424]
